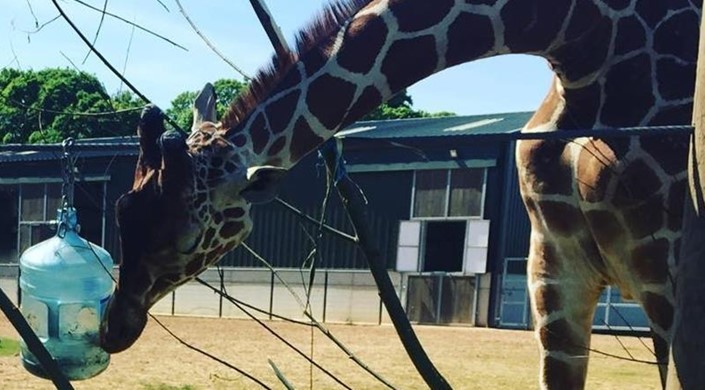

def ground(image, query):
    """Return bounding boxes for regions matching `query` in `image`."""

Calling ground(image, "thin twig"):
[320,140,452,389]
[8,36,22,69]
[59,51,81,71]
[25,0,40,27]
[238,243,396,388]
[268,360,295,390]
[275,197,357,243]
[241,242,310,311]
[19,15,61,34]
[303,311,396,389]
[82,242,269,388]
[154,0,170,12]
[149,315,273,389]
[195,278,353,389]
[81,0,109,64]
[174,0,251,80]
[119,13,137,92]
[606,305,656,356]
[197,278,315,327]
[71,0,188,51]
[52,0,186,133]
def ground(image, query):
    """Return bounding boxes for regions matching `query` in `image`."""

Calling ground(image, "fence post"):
[435,273,444,324]
[322,270,329,323]
[218,271,224,318]
[473,274,480,326]
[378,292,384,326]
[269,270,275,321]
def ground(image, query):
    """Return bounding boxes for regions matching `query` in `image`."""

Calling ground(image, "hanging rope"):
[60,138,76,209]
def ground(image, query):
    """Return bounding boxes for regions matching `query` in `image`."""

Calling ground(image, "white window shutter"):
[464,220,490,273]
[396,220,421,272]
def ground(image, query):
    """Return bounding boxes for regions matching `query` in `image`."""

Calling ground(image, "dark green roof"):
[338,111,533,139]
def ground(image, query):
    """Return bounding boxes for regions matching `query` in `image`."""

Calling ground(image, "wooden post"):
[666,10,705,390]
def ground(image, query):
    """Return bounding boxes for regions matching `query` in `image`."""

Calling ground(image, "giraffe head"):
[100,84,288,353]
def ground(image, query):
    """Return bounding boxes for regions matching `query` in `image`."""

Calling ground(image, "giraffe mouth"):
[100,293,148,354]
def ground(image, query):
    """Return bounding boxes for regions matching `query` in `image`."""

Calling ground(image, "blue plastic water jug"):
[19,207,114,380]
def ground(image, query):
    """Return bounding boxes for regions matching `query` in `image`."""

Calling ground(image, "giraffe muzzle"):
[99,293,148,354]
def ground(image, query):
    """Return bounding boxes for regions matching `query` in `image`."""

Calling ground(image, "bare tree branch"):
[71,0,188,51]
[81,0,109,64]
[248,0,291,58]
[174,0,251,81]
[7,37,22,69]
[52,0,186,133]
[154,0,170,12]
[118,16,137,92]
[59,51,81,71]
[25,0,40,28]
[18,14,61,35]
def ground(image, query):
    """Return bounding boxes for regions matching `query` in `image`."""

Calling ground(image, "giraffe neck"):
[226,0,656,170]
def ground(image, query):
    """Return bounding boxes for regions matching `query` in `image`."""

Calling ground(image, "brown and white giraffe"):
[100,0,700,388]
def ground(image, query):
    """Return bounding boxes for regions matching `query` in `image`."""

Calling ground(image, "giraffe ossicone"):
[101,1,698,389]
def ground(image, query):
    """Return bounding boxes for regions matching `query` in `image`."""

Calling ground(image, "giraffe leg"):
[640,290,674,389]
[528,242,602,390]
[650,329,668,388]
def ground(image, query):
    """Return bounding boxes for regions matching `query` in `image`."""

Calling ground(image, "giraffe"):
[100,0,700,388]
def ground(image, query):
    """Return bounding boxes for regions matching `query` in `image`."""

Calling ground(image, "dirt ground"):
[0,315,660,389]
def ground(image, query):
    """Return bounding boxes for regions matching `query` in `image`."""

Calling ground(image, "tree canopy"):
[0,69,455,145]
[165,83,455,131]
[0,68,142,144]
[361,89,455,121]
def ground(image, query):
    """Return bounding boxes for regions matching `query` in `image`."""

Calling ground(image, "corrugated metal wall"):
[501,150,531,259]
[220,153,411,269]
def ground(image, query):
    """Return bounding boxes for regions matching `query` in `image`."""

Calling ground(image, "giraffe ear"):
[240,166,288,204]
[192,83,218,132]
[158,130,191,191]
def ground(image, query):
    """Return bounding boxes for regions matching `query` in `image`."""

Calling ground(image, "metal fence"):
[0,265,406,325]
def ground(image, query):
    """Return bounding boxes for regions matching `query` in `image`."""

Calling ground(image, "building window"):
[412,169,485,218]
[19,183,63,255]
[0,180,107,263]
[0,186,19,264]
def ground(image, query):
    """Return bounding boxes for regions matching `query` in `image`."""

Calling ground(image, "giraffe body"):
[102,1,700,388]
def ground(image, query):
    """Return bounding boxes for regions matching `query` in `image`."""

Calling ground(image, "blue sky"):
[0,0,553,116]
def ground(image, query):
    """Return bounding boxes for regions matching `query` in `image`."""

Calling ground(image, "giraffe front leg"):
[528,242,602,390]
[639,289,674,388]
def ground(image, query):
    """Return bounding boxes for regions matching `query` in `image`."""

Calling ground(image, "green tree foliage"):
[362,89,454,121]
[166,83,454,130]
[166,79,248,131]
[0,68,142,144]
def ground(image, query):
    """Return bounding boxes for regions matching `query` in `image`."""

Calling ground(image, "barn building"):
[0,112,648,331]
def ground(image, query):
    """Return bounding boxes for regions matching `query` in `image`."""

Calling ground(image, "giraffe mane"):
[221,0,372,132]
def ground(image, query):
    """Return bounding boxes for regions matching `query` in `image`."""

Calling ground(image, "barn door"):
[396,220,421,272]
[498,257,530,328]
[463,219,490,273]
